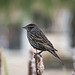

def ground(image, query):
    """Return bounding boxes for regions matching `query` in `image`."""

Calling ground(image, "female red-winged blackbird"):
[23,24,64,65]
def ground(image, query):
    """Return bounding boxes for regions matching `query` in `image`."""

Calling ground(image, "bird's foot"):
[34,53,42,58]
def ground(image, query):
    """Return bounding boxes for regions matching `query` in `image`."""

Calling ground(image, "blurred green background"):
[0,0,75,75]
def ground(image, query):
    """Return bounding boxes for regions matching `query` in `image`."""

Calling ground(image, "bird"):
[23,24,64,65]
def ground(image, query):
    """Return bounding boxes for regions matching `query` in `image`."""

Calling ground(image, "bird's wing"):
[37,42,56,51]
[31,30,50,43]
[31,30,57,51]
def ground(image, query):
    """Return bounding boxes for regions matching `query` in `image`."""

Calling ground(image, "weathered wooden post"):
[28,49,44,75]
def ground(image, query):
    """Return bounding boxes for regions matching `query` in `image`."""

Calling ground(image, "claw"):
[34,53,42,58]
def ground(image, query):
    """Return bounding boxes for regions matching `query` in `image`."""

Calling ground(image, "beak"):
[22,26,27,29]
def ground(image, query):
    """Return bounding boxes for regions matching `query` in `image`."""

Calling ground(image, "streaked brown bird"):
[23,24,64,65]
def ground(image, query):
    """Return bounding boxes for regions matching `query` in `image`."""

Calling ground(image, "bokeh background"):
[0,0,75,75]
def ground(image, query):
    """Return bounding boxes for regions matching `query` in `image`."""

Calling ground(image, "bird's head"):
[22,24,37,31]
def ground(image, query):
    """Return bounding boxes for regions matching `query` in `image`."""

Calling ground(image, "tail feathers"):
[54,48,58,51]
[48,50,64,65]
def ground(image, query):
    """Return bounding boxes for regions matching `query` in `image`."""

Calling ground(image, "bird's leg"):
[34,51,43,58]
[38,51,43,55]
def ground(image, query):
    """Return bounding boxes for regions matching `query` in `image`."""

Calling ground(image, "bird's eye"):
[30,26,33,28]
[28,26,34,30]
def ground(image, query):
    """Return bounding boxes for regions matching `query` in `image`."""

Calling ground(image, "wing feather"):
[31,30,57,51]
